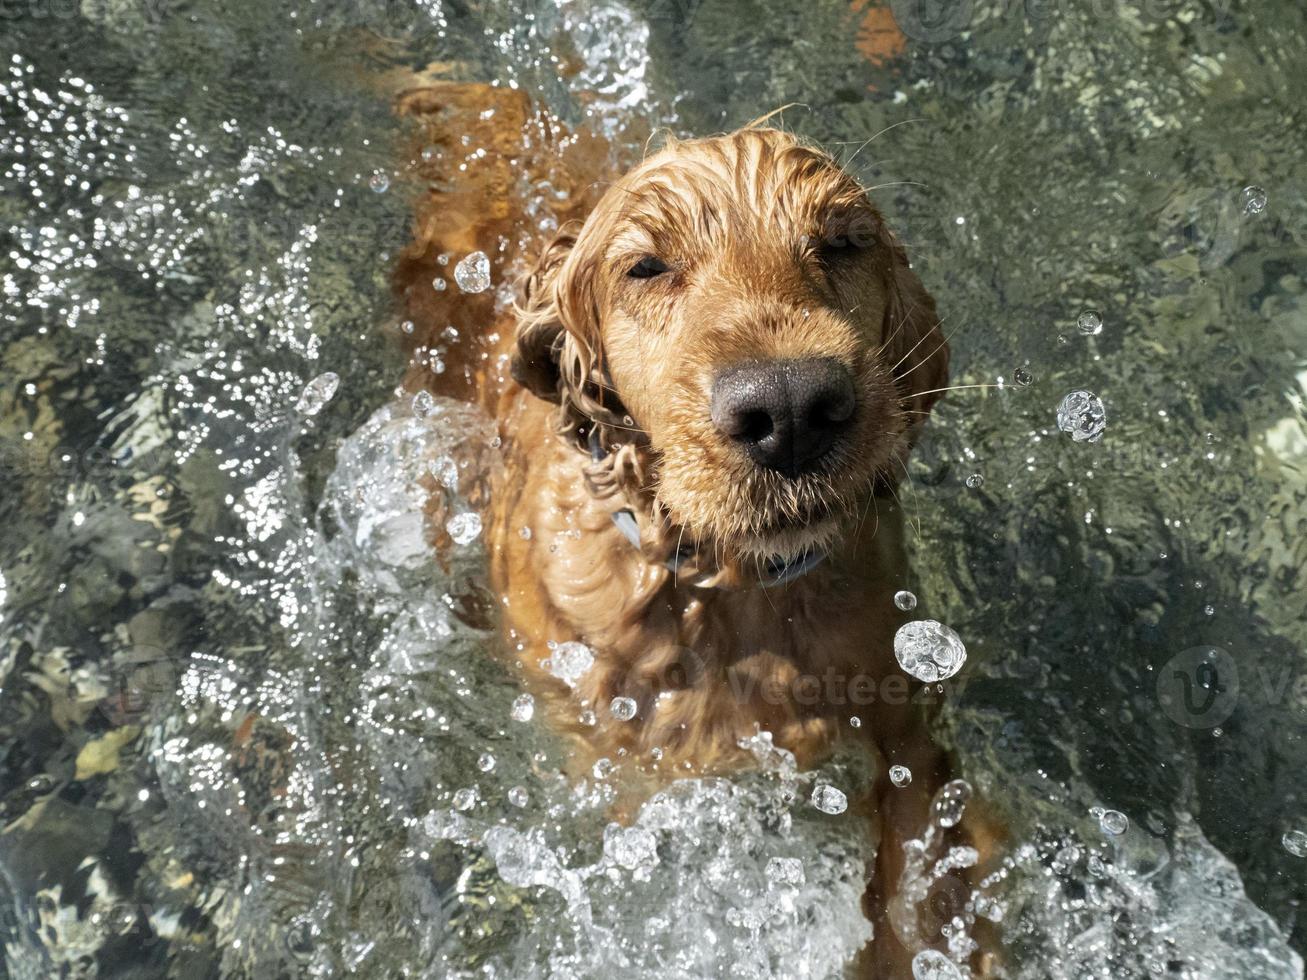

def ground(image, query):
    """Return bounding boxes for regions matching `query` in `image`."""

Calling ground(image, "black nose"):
[710,358,856,477]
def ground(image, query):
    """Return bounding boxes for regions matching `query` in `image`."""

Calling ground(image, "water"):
[895,619,969,682]
[2,0,1307,977]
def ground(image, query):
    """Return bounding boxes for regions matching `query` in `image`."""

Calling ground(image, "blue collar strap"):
[587,430,825,589]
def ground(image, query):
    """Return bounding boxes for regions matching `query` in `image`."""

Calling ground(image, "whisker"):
[841,117,926,169]
[885,308,963,372]
[909,383,1004,399]
[864,180,929,193]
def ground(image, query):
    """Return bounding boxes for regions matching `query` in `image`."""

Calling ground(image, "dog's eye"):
[628,256,669,279]
[818,234,860,259]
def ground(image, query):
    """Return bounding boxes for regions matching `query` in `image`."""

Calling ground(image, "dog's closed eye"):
[627,255,669,279]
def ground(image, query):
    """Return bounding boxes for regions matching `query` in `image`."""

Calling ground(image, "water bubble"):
[476,752,495,773]
[765,856,805,887]
[454,251,491,293]
[436,253,450,266]
[507,786,529,807]
[965,473,984,489]
[295,372,339,417]
[932,779,972,828]
[811,783,848,815]
[889,765,913,788]
[894,620,967,682]
[546,641,595,687]
[452,787,477,811]
[1282,830,1307,857]
[609,696,637,721]
[1056,389,1107,443]
[1013,367,1033,387]
[578,708,597,726]
[446,512,482,546]
[1241,185,1267,215]
[411,389,436,418]
[510,693,534,722]
[894,590,918,611]
[369,171,390,193]
[400,319,415,334]
[849,715,862,728]
[592,757,613,780]
[420,145,438,162]
[1099,809,1129,837]
[432,277,447,292]
[912,949,964,979]
[519,526,532,539]
[1077,309,1103,336]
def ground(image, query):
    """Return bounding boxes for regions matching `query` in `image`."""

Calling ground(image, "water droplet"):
[889,765,913,788]
[592,757,613,780]
[510,693,534,722]
[849,715,862,728]
[1056,389,1107,443]
[412,389,436,418]
[811,783,848,815]
[452,787,477,811]
[545,641,594,687]
[1241,184,1267,215]
[454,251,491,293]
[507,786,529,807]
[400,319,415,334]
[369,171,390,193]
[965,473,984,489]
[1013,367,1033,387]
[765,856,805,886]
[519,526,532,539]
[477,753,495,773]
[912,949,964,979]
[436,253,450,266]
[421,145,439,162]
[432,277,447,292]
[894,590,918,611]
[894,620,967,682]
[295,372,339,417]
[932,779,972,828]
[609,696,637,721]
[1282,830,1307,857]
[446,512,482,546]
[1098,808,1129,836]
[1077,309,1103,336]
[429,455,459,491]
[578,708,597,726]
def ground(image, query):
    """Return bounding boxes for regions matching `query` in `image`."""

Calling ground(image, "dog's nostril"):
[710,357,856,476]
[809,389,855,428]
[738,410,774,442]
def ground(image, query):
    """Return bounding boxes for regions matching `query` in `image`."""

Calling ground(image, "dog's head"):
[512,127,947,564]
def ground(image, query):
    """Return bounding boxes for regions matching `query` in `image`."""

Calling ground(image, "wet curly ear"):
[882,239,949,425]
[511,229,581,403]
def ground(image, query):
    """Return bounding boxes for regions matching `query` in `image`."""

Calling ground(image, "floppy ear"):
[511,229,580,403]
[882,240,949,425]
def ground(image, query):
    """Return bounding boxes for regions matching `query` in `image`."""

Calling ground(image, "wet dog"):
[392,85,992,976]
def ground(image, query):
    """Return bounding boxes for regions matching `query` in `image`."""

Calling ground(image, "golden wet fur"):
[392,84,993,976]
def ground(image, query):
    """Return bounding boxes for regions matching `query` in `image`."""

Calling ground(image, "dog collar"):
[587,430,826,589]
